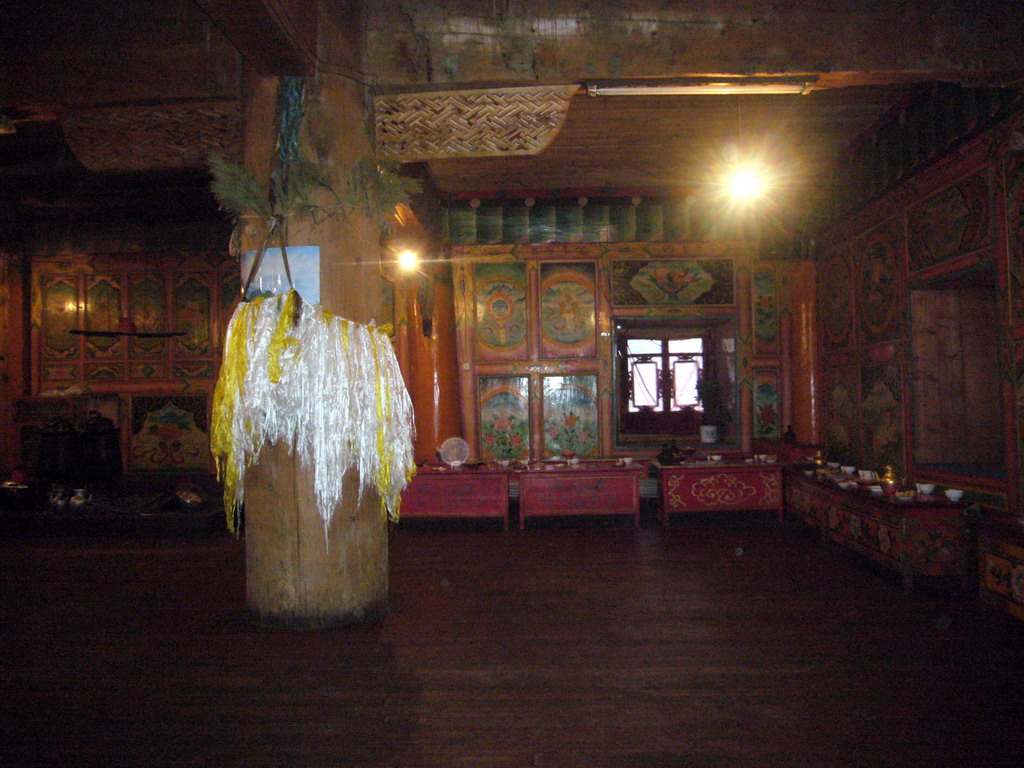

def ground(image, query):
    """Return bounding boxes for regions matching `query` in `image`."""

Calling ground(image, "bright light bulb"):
[725,163,769,202]
[397,249,419,271]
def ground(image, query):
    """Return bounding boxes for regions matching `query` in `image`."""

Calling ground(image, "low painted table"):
[399,466,510,529]
[657,461,784,526]
[785,467,967,592]
[516,461,645,530]
[977,518,1024,622]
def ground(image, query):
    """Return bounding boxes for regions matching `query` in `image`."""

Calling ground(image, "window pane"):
[626,338,661,355]
[672,360,700,409]
[630,360,660,409]
[668,337,703,354]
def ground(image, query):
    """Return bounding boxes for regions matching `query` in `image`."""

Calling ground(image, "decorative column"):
[239,15,394,627]
[788,260,819,444]
[396,265,463,463]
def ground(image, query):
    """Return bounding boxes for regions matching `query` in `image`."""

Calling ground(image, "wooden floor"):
[2,514,1023,768]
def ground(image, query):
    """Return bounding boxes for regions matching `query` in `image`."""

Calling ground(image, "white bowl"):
[944,489,964,501]
[841,465,856,475]
[708,454,722,462]
[497,459,511,467]
[567,458,580,467]
[869,485,883,494]
[621,457,633,465]
[858,470,877,481]
[915,483,935,495]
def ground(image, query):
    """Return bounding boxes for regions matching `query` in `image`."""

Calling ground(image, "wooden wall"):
[14,251,237,477]
[444,231,805,461]
[817,105,1024,516]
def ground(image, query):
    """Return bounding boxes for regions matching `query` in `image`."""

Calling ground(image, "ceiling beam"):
[194,0,317,76]
[366,0,1024,89]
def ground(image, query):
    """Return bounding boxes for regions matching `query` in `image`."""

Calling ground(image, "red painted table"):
[516,461,645,530]
[657,461,784,526]
[785,467,967,592]
[399,465,510,529]
[978,518,1024,622]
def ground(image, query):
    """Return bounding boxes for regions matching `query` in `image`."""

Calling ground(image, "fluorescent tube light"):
[586,82,811,97]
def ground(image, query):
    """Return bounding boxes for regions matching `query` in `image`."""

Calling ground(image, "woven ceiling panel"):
[61,100,242,173]
[375,85,578,162]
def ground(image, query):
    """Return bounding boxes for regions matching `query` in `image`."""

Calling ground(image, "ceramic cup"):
[915,483,935,495]
[944,489,964,501]
[841,465,856,475]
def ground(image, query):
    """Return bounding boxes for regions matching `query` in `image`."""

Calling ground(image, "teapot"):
[68,488,92,510]
[49,485,68,512]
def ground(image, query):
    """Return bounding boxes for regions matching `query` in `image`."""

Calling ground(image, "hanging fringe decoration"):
[211,291,416,536]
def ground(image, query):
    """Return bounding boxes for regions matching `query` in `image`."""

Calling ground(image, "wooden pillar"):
[241,3,390,627]
[0,253,30,476]
[397,268,463,463]
[789,260,819,444]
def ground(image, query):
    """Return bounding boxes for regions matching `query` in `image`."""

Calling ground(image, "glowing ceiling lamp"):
[586,79,813,97]
[397,249,420,271]
[724,162,770,202]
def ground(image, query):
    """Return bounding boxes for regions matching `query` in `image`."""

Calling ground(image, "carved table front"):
[657,462,784,526]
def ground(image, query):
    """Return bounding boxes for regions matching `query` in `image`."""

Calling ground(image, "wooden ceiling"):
[1,0,1023,228]
[424,84,914,196]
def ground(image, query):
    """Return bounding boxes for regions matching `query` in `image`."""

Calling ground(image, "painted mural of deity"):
[474,263,528,359]
[824,374,858,464]
[540,262,596,357]
[860,233,899,343]
[820,250,853,348]
[860,365,903,471]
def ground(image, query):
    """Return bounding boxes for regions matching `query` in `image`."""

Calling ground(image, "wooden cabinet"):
[978,519,1024,622]
[657,462,784,525]
[516,462,644,529]
[786,468,967,592]
[399,467,510,529]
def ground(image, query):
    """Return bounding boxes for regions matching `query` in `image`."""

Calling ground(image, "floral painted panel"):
[85,277,122,357]
[822,366,860,465]
[474,262,528,361]
[861,363,904,473]
[539,262,596,359]
[542,375,599,458]
[173,275,212,356]
[907,170,992,273]
[129,394,209,472]
[478,376,530,461]
[610,259,734,306]
[1004,150,1024,324]
[819,249,853,350]
[753,369,780,438]
[129,275,168,358]
[858,225,901,345]
[753,266,778,355]
[41,277,79,360]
